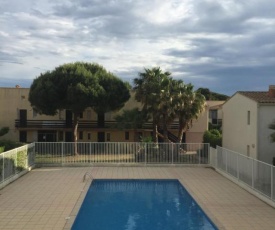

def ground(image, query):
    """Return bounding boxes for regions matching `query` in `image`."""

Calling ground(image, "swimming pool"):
[72,179,217,230]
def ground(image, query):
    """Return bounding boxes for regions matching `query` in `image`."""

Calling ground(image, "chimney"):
[268,85,275,97]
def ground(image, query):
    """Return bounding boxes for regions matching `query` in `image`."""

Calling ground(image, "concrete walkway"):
[0,166,274,229]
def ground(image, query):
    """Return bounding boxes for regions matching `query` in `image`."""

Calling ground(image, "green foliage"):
[134,67,172,142]
[93,74,130,114]
[208,122,222,132]
[0,150,27,178]
[197,88,229,100]
[29,62,130,146]
[0,146,4,153]
[17,150,27,172]
[0,127,9,137]
[140,136,153,143]
[133,67,206,143]
[114,108,147,130]
[203,129,222,148]
[0,140,23,152]
[29,62,104,115]
[174,82,206,142]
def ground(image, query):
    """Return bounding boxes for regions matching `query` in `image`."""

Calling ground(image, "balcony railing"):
[15,120,180,130]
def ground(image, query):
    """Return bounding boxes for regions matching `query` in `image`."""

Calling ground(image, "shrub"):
[203,129,222,148]
[0,140,24,152]
[0,146,5,153]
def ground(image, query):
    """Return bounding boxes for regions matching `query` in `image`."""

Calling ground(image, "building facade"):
[0,87,221,144]
[222,85,275,164]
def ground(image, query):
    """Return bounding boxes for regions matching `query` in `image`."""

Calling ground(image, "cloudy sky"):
[1,0,275,96]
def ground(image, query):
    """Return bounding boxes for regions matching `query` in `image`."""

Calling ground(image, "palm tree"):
[158,78,179,142]
[174,82,206,143]
[134,67,171,143]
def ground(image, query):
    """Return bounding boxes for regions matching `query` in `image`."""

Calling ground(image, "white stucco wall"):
[222,93,258,158]
[258,105,275,164]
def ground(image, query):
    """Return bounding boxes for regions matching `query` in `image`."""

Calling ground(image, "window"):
[107,133,110,141]
[87,133,91,140]
[19,131,27,143]
[125,131,129,140]
[209,110,218,124]
[247,111,250,125]
[79,131,83,140]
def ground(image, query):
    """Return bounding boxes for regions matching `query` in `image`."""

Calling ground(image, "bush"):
[0,146,4,153]
[0,140,24,152]
[203,129,222,148]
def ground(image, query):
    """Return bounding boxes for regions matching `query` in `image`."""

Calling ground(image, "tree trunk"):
[162,115,169,142]
[73,112,79,155]
[177,122,186,144]
[152,119,158,144]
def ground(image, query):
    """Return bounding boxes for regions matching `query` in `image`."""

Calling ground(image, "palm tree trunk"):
[177,122,186,144]
[73,112,79,155]
[162,115,169,142]
[152,118,158,144]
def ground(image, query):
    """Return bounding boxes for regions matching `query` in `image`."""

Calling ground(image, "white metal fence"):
[210,146,275,202]
[34,142,210,165]
[0,143,35,188]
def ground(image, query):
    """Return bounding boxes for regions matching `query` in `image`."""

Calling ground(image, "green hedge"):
[0,140,24,152]
[203,129,222,148]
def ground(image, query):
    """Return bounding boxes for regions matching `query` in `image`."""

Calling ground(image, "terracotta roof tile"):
[238,91,275,103]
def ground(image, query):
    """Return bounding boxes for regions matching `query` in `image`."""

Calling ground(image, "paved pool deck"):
[0,166,274,230]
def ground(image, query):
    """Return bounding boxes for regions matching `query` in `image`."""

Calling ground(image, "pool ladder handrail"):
[83,172,94,182]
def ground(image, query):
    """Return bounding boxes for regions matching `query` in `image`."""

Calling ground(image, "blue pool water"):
[72,179,218,230]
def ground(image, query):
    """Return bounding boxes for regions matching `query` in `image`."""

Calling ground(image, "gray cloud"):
[0,0,275,96]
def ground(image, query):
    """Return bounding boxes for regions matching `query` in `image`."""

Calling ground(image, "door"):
[19,110,27,127]
[97,132,105,142]
[19,131,27,143]
[65,132,73,142]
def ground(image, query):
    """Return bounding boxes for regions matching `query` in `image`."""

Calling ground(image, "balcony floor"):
[0,166,274,229]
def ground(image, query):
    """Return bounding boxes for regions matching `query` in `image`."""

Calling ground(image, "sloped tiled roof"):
[238,91,275,104]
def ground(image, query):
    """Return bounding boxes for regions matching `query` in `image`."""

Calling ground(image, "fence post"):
[237,154,239,180]
[145,144,147,165]
[198,144,201,165]
[271,165,273,201]
[26,145,29,168]
[171,143,174,165]
[252,158,254,189]
[225,148,228,173]
[61,142,64,166]
[2,152,5,182]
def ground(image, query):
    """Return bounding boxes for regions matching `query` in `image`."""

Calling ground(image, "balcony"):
[15,120,179,130]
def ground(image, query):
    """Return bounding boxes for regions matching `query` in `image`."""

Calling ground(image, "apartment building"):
[0,87,221,143]
[222,85,275,164]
